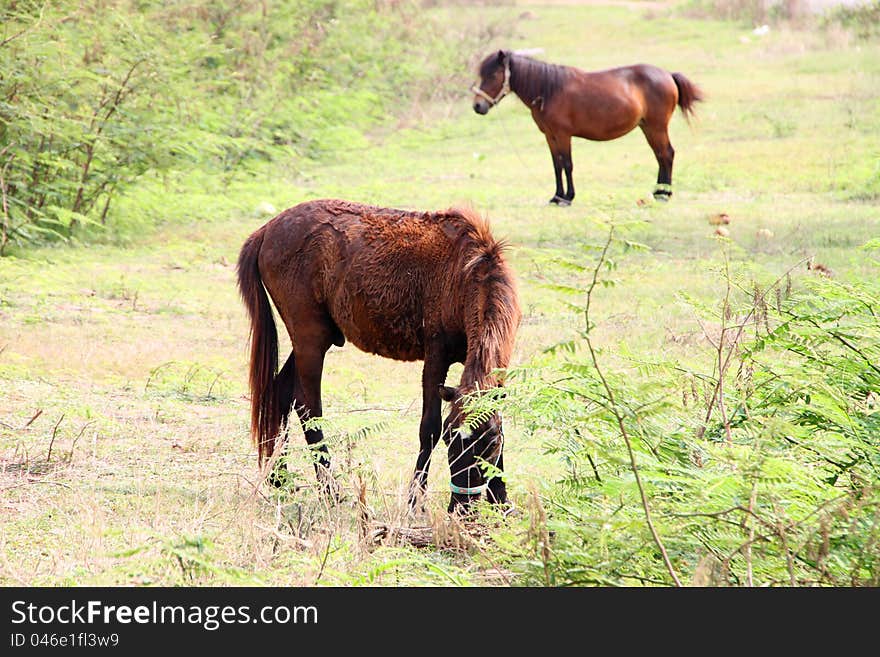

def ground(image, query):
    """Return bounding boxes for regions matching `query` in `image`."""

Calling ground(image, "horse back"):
[549,64,677,140]
[256,199,465,361]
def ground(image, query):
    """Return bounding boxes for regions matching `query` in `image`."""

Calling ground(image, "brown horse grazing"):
[471,49,704,204]
[237,199,521,512]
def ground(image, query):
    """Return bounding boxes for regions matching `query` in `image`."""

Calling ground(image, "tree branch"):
[583,227,682,586]
[697,256,810,438]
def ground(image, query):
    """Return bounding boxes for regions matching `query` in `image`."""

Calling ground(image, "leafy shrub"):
[1,2,178,248]
[682,0,880,32]
[506,232,879,586]
[0,0,500,252]
[823,1,880,40]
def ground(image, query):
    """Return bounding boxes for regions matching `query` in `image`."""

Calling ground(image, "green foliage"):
[145,360,231,401]
[684,0,880,36]
[823,1,880,40]
[2,2,876,587]
[1,2,174,249]
[682,0,773,24]
[507,233,880,586]
[0,0,488,252]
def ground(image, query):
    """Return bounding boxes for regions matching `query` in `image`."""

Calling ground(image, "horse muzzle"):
[473,99,490,115]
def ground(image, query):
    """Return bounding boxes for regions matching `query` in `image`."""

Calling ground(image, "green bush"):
[506,233,880,586]
[0,0,495,252]
[1,2,177,248]
[823,1,880,40]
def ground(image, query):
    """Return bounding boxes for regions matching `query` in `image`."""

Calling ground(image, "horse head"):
[472,49,511,115]
[439,384,506,512]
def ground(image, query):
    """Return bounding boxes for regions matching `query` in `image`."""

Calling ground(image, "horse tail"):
[237,225,280,466]
[671,72,704,122]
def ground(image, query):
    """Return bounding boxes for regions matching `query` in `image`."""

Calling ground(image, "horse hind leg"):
[290,333,339,498]
[267,353,297,488]
[641,125,675,201]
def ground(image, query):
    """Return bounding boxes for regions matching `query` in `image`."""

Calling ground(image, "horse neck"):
[508,55,531,105]
[509,55,567,107]
[460,264,519,391]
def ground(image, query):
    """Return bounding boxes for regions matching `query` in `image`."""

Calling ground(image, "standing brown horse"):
[237,199,521,512]
[472,49,703,204]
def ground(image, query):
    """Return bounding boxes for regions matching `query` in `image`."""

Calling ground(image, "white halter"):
[471,59,510,107]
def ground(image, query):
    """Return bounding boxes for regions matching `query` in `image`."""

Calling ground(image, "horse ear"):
[438,385,458,402]
[497,49,507,61]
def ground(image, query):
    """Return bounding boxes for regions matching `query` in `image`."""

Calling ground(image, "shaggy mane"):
[478,50,571,108]
[442,207,520,390]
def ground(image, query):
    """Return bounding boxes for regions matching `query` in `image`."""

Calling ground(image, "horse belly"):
[565,76,644,141]
[330,292,425,362]
[572,101,641,141]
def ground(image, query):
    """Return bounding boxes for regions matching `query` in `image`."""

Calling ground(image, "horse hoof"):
[549,196,570,206]
[653,186,672,202]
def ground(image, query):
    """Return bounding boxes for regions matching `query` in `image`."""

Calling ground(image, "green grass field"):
[1,1,878,585]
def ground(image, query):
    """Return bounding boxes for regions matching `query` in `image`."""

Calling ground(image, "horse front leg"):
[408,347,450,511]
[559,135,575,203]
[486,450,507,507]
[545,136,568,205]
